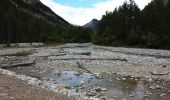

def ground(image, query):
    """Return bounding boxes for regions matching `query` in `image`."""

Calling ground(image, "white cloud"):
[40,0,152,26]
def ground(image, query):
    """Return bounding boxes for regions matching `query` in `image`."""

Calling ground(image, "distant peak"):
[91,19,98,21]
[84,19,99,30]
[91,19,99,22]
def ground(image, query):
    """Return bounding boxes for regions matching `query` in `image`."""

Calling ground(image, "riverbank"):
[0,73,72,100]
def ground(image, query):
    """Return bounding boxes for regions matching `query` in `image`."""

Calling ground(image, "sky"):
[40,0,152,26]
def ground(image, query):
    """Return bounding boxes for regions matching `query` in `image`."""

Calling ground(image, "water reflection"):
[47,70,147,99]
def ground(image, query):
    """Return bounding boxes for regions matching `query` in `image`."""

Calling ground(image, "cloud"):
[40,0,152,26]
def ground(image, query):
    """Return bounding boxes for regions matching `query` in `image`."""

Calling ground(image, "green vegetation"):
[0,0,92,44]
[93,0,170,49]
[1,0,170,49]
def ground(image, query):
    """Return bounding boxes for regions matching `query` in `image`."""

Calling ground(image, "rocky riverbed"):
[0,43,170,100]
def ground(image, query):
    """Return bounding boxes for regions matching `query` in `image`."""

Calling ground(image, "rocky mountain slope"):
[84,19,99,30]
[9,0,69,25]
[0,0,70,43]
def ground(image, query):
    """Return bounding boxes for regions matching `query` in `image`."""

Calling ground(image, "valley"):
[0,43,170,100]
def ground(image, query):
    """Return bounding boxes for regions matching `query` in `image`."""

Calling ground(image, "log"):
[77,62,92,74]
[73,52,91,56]
[150,71,169,75]
[51,53,67,56]
[34,53,67,57]
[76,62,103,79]
[52,58,128,62]
[0,61,35,68]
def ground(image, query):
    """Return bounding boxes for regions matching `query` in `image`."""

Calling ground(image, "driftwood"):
[73,52,91,56]
[76,62,103,79]
[51,53,67,56]
[0,61,35,69]
[53,58,128,62]
[77,62,92,74]
[35,53,67,58]
[150,71,169,75]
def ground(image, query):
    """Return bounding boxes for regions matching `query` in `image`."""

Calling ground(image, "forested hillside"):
[93,0,170,49]
[0,0,92,44]
[1,0,170,49]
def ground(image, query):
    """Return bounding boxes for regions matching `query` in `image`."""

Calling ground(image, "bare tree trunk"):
[0,61,35,69]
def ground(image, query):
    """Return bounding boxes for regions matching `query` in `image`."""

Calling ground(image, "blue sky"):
[40,0,152,25]
[53,0,107,8]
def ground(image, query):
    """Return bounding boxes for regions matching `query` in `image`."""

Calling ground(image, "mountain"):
[0,0,70,43]
[9,0,69,25]
[84,19,99,30]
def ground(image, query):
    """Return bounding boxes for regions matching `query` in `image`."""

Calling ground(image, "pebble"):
[168,90,170,93]
[148,78,153,82]
[99,96,107,100]
[86,91,97,97]
[96,87,102,92]
[101,88,107,91]
[116,78,120,80]
[149,84,163,90]
[9,96,15,99]
[144,95,149,97]
[0,93,8,96]
[122,78,126,80]
[160,93,166,97]
[99,92,106,96]
[129,94,134,97]
[95,74,103,79]
[113,96,117,98]
[162,64,167,68]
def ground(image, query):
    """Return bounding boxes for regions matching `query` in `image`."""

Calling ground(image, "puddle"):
[2,43,170,99]
[48,71,94,87]
[43,70,147,99]
[98,76,145,99]
[39,69,168,99]
[6,62,170,100]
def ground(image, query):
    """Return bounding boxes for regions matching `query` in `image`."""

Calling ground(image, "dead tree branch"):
[0,61,35,69]
[52,58,128,62]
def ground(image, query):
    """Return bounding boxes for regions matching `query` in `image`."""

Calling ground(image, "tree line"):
[0,0,92,45]
[93,0,170,49]
[1,0,170,49]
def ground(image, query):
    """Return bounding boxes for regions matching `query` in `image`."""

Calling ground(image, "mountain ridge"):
[10,0,69,26]
[0,0,70,43]
[84,19,99,30]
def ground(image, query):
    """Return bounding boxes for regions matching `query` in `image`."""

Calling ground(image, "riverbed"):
[0,43,170,100]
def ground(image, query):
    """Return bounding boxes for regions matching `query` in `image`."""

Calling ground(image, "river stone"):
[99,96,107,100]
[122,78,126,80]
[129,94,134,97]
[167,90,170,93]
[86,91,97,97]
[149,84,163,90]
[150,70,169,75]
[160,93,166,97]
